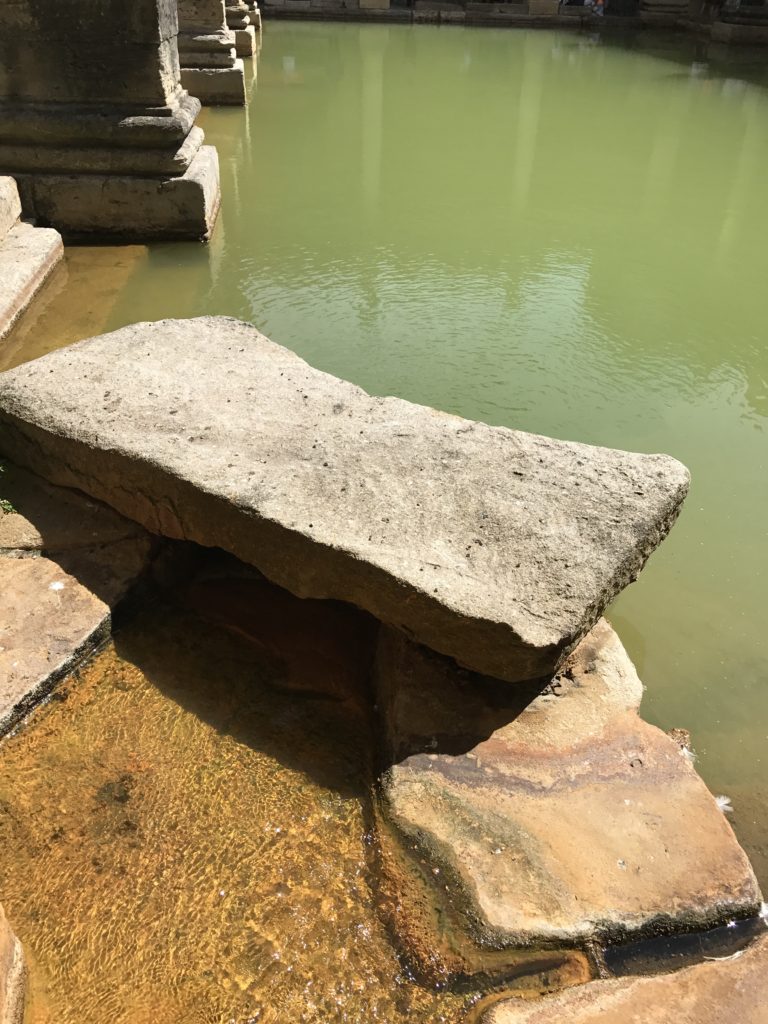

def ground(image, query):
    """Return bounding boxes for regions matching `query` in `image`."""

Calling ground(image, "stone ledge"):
[482,932,768,1023]
[378,621,762,951]
[0,218,63,341]
[0,536,153,736]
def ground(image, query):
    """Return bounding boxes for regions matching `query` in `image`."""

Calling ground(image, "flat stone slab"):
[482,932,768,1024]
[377,620,762,947]
[0,316,689,683]
[0,539,152,734]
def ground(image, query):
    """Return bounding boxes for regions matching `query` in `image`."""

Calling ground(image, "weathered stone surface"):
[0,461,143,553]
[181,63,247,105]
[482,932,768,1024]
[0,905,24,1024]
[0,176,63,341]
[0,2,222,240]
[16,146,221,241]
[0,221,64,340]
[233,25,258,55]
[378,620,761,947]
[0,124,206,178]
[0,538,152,734]
[0,316,689,684]
[0,0,183,109]
[0,178,21,241]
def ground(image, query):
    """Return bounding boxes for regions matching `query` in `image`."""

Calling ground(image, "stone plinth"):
[0,0,220,240]
[377,621,762,951]
[0,906,24,1024]
[0,317,689,686]
[177,0,247,104]
[246,2,263,30]
[0,177,63,340]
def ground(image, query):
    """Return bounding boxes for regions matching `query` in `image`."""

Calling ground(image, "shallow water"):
[0,591,473,1023]
[2,13,767,922]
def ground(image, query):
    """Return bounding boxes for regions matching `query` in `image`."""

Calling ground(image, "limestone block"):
[482,932,768,1024]
[14,145,221,241]
[181,62,247,105]
[0,178,21,241]
[0,317,689,685]
[0,221,63,341]
[360,0,391,9]
[378,621,762,948]
[0,906,24,1024]
[0,0,183,109]
[178,0,231,32]
[0,538,153,734]
[234,25,258,55]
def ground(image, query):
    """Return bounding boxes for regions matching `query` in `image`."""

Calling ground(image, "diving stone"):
[0,316,689,684]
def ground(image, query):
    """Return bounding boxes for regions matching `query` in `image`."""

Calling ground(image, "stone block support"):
[0,0,220,241]
[177,0,247,104]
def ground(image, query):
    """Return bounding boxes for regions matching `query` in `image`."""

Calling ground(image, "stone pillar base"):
[234,25,257,55]
[181,62,247,105]
[711,19,768,40]
[0,177,63,340]
[15,146,221,243]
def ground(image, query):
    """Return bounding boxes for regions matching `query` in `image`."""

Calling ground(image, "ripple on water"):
[0,598,469,1024]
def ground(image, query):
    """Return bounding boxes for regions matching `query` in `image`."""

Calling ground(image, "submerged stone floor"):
[0,579,504,1024]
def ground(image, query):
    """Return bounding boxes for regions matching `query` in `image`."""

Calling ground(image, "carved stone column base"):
[15,146,221,242]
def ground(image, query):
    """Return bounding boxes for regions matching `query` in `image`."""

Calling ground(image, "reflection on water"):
[0,593,469,1024]
[2,23,767,886]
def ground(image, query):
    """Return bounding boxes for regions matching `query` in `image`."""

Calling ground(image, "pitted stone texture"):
[0,537,152,734]
[0,905,24,1024]
[482,932,768,1024]
[0,316,689,683]
[0,462,143,553]
[0,0,183,108]
[378,621,761,946]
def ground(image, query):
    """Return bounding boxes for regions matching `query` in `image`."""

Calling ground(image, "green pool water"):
[3,20,768,886]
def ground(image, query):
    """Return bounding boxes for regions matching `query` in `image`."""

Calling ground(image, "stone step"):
[377,620,761,958]
[0,316,689,685]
